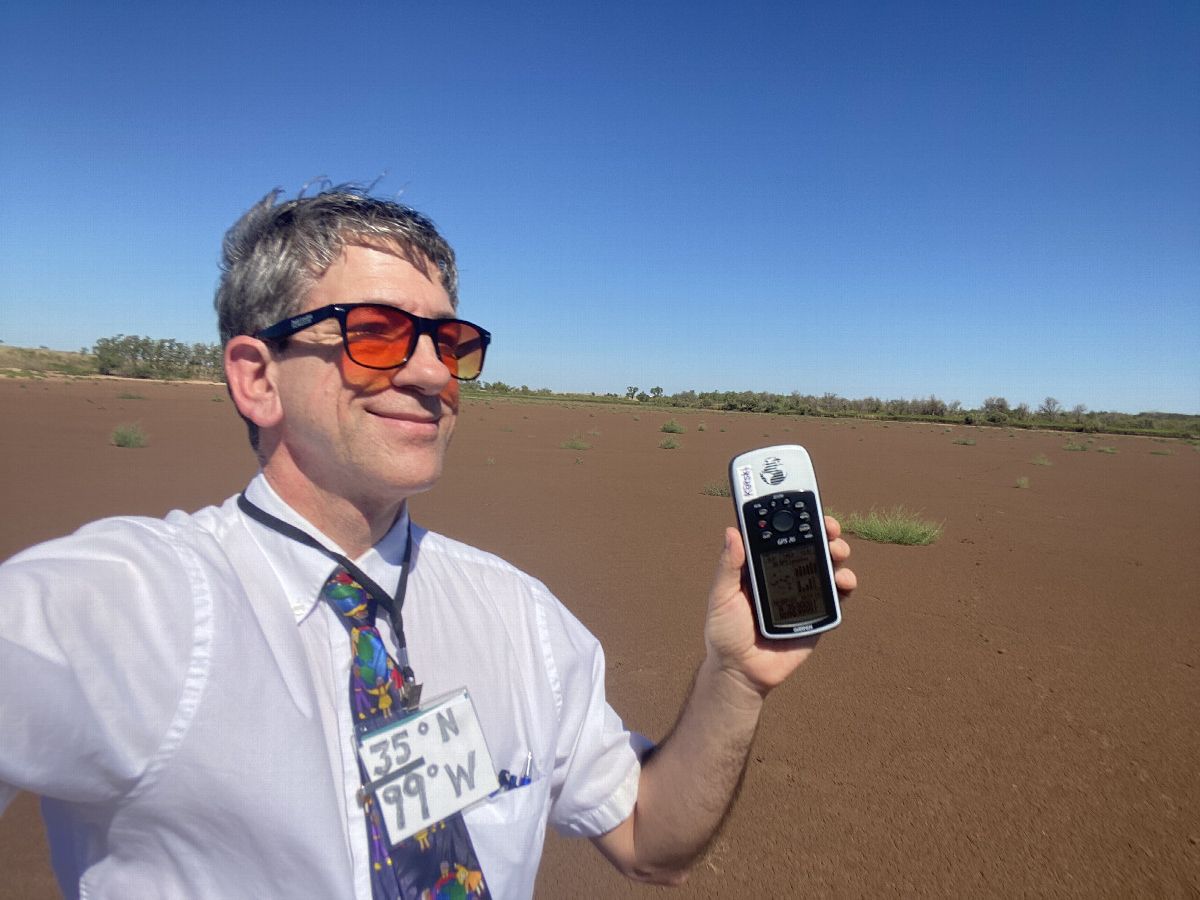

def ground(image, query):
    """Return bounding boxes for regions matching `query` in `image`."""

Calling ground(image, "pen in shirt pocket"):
[496,752,535,792]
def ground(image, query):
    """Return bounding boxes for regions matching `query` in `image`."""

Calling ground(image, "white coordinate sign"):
[356,688,499,845]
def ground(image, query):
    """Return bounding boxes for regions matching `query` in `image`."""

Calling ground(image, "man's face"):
[269,241,459,510]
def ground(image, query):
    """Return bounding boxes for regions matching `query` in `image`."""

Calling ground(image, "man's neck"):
[260,466,402,559]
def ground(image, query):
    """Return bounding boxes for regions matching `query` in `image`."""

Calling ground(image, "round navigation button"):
[771,510,795,532]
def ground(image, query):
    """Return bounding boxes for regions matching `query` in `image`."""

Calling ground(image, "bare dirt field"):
[1,378,1197,898]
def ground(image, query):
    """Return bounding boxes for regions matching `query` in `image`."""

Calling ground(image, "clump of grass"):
[1150,449,1173,456]
[660,419,685,434]
[1097,446,1117,454]
[1031,454,1052,466]
[1063,441,1088,451]
[111,423,147,448]
[700,481,731,497]
[697,423,707,432]
[211,394,224,402]
[117,391,145,400]
[485,457,495,465]
[659,437,681,450]
[560,434,591,451]
[1015,476,1030,489]
[574,457,584,465]
[837,507,942,546]
[952,438,976,446]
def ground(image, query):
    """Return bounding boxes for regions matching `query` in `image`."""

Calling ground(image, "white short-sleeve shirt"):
[0,475,645,899]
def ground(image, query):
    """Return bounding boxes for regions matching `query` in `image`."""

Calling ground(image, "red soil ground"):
[1,378,1197,898]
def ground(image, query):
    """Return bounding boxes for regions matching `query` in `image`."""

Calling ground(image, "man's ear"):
[225,336,284,430]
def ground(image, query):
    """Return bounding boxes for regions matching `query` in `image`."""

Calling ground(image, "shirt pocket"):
[464,777,551,898]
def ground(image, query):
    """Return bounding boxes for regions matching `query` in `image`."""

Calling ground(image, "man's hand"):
[705,516,857,698]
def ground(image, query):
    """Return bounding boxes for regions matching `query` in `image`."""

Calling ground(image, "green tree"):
[1038,397,1062,418]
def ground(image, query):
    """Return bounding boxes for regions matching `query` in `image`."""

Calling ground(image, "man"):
[0,187,855,898]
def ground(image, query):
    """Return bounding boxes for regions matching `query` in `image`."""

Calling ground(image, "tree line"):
[7,337,1190,438]
[91,335,224,381]
[470,382,1197,438]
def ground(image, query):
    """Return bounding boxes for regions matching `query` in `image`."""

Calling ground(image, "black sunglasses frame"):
[254,303,492,381]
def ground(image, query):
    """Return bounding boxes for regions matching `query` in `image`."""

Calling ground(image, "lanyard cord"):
[236,493,414,660]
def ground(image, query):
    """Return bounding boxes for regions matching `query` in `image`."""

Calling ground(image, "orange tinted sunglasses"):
[256,303,491,381]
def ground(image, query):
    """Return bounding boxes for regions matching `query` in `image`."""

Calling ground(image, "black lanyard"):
[236,493,414,662]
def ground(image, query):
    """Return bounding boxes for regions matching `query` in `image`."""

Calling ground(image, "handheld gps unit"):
[729,445,841,639]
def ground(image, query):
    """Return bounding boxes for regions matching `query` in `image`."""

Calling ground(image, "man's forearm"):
[601,654,767,883]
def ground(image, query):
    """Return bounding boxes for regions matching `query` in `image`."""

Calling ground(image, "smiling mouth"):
[370,411,440,425]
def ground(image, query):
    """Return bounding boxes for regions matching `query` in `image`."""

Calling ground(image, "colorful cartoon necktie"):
[236,495,489,899]
[319,566,490,899]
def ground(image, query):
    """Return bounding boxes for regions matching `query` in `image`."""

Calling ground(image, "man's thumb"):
[713,527,746,592]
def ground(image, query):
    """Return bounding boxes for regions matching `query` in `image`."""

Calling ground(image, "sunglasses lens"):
[437,321,487,381]
[342,306,487,379]
[344,306,414,368]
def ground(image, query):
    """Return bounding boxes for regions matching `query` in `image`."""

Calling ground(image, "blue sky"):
[1,0,1196,413]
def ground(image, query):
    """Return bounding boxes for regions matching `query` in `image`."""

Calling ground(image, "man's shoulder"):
[410,527,600,646]
[412,527,543,589]
[3,496,242,576]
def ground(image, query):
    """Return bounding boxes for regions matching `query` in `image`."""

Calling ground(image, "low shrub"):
[835,507,942,546]
[111,423,148,448]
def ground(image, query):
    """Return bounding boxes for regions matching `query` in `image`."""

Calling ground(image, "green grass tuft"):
[658,437,681,450]
[560,434,591,451]
[1063,441,1088,451]
[834,506,942,546]
[1097,446,1117,454]
[660,419,685,434]
[1015,476,1030,489]
[952,438,976,446]
[111,423,148,448]
[1031,454,1052,466]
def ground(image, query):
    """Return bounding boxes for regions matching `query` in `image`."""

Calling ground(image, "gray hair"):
[214,185,458,345]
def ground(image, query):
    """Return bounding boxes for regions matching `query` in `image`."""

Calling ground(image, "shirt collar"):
[241,473,411,624]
